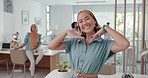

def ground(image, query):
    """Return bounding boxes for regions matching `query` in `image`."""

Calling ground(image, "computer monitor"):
[2,43,10,49]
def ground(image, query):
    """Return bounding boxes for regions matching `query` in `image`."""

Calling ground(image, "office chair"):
[0,58,9,74]
[10,49,28,78]
[98,64,116,75]
[141,48,148,74]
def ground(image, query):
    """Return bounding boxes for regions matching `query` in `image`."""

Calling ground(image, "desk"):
[45,69,148,78]
[0,49,65,71]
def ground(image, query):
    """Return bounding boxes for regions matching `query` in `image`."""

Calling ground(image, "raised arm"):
[48,29,84,50]
[15,43,26,50]
[48,31,67,50]
[104,25,130,53]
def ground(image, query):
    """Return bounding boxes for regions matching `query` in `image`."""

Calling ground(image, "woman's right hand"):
[66,30,84,39]
[91,27,106,40]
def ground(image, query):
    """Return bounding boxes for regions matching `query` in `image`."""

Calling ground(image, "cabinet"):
[0,50,60,72]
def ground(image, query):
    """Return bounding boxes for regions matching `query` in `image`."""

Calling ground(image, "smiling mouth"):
[83,26,91,30]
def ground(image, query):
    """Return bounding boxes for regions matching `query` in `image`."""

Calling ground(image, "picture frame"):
[35,17,41,27]
[3,0,13,13]
[22,10,29,25]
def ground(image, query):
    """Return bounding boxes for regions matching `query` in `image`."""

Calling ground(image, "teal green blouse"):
[24,32,41,50]
[64,37,115,78]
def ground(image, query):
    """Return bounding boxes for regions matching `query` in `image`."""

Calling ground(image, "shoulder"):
[104,39,114,43]
[26,32,30,36]
[102,40,114,48]
[102,39,114,43]
[64,38,76,41]
[64,38,80,44]
[27,32,30,34]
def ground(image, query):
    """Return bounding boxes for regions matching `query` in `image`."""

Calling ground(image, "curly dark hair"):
[71,22,77,28]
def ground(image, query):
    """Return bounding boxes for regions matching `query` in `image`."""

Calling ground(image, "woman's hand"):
[33,49,38,53]
[66,30,84,39]
[91,28,106,40]
[14,47,19,50]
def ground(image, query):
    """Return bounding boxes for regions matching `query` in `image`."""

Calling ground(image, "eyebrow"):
[84,16,89,19]
[78,16,89,22]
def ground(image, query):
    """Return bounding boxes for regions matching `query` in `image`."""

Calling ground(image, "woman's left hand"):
[91,28,105,40]
[35,49,38,53]
[33,49,38,53]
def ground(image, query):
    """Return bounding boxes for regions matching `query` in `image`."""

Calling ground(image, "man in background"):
[71,22,79,34]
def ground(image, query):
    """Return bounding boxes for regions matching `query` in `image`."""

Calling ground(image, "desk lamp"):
[11,32,19,48]
[12,32,19,40]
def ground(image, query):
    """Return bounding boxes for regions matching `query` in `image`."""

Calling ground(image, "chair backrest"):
[141,48,148,60]
[98,64,116,75]
[10,49,28,64]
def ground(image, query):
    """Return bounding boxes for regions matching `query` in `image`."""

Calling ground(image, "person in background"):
[71,22,79,34]
[48,10,130,78]
[15,24,43,78]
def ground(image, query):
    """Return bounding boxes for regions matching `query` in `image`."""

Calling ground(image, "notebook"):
[0,43,10,51]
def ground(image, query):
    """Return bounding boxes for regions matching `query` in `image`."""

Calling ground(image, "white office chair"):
[10,49,29,78]
[141,48,148,74]
[98,64,116,75]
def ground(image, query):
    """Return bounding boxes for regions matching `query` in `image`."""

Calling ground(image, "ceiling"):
[34,0,144,6]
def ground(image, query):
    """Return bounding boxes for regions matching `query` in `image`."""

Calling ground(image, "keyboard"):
[0,49,9,51]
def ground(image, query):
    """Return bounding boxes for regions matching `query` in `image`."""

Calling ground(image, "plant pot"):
[55,69,70,78]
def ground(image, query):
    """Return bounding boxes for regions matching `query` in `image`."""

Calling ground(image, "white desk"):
[0,49,65,56]
[45,69,148,78]
[0,49,65,71]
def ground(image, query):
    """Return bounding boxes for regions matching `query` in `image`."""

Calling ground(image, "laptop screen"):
[2,43,10,49]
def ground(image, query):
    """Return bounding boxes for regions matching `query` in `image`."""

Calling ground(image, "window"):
[46,5,51,36]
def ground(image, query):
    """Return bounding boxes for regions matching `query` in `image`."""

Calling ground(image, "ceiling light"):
[76,1,106,3]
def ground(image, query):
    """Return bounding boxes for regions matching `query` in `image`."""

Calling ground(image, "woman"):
[48,10,130,78]
[15,24,43,78]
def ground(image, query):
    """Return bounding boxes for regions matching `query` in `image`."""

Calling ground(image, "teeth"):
[85,26,90,29]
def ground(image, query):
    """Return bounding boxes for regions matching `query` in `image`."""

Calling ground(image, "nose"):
[82,20,87,26]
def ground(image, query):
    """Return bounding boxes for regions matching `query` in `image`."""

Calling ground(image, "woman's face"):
[77,12,96,34]
[31,25,37,32]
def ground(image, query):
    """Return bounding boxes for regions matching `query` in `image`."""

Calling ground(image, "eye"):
[86,17,90,20]
[79,20,83,23]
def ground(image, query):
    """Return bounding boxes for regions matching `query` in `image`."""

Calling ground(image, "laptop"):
[0,43,10,51]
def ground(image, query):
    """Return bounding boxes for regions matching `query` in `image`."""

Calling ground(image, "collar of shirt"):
[77,37,103,43]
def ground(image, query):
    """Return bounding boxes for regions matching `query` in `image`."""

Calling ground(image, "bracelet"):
[102,25,107,32]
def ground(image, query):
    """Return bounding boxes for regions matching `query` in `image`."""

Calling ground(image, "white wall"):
[0,0,46,43]
[1,1,147,44]
[0,0,4,42]
[51,6,73,35]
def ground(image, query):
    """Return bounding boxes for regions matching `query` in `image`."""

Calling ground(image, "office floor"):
[0,67,49,78]
[0,63,148,78]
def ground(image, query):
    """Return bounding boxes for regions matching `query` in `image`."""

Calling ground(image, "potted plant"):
[57,61,69,72]
[56,57,70,78]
